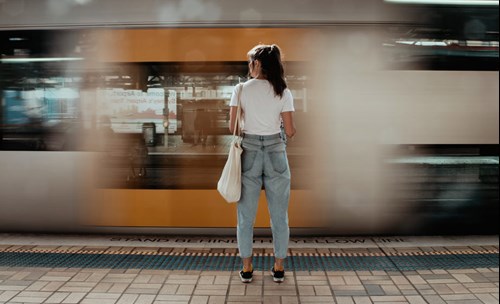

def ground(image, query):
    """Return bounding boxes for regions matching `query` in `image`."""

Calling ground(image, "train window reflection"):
[83,63,310,189]
[0,60,308,155]
[1,87,80,151]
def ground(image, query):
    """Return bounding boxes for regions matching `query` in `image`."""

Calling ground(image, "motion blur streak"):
[309,27,499,233]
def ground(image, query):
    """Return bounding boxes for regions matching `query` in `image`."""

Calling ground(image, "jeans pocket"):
[269,151,288,174]
[242,151,257,172]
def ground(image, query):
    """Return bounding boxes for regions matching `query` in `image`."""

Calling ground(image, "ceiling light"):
[0,57,84,63]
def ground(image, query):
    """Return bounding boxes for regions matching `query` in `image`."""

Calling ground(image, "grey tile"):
[364,285,385,296]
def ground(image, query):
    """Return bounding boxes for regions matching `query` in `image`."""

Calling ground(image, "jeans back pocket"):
[242,150,257,172]
[269,151,288,174]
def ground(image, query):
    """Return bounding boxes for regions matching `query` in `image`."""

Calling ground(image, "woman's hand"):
[281,111,296,139]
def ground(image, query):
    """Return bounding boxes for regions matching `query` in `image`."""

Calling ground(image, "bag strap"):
[232,83,243,137]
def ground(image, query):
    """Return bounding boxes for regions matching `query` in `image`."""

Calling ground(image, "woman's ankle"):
[242,257,253,272]
[243,264,253,272]
[274,259,285,271]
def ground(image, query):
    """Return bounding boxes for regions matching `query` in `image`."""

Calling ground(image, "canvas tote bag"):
[217,83,243,203]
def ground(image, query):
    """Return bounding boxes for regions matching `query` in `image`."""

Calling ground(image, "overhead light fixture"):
[385,0,498,5]
[0,57,84,63]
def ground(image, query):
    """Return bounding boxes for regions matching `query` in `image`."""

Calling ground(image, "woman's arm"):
[229,106,238,134]
[281,111,296,138]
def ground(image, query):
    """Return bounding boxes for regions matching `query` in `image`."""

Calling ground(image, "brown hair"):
[247,44,288,98]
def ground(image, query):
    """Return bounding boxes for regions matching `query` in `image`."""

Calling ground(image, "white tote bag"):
[217,84,243,203]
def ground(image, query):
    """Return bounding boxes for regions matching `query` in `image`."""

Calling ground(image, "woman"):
[229,44,296,283]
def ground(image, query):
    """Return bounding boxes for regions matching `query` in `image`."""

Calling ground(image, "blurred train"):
[0,0,498,235]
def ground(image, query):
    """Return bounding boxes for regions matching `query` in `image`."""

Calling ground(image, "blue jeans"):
[237,133,291,259]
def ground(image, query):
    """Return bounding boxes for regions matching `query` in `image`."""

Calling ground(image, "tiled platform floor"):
[0,234,498,304]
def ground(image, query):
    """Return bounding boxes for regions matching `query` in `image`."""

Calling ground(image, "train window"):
[383,4,499,70]
[85,62,310,190]
[0,57,306,147]
[0,44,311,189]
[1,86,80,151]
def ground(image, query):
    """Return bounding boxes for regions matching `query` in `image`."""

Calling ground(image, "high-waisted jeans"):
[237,133,290,259]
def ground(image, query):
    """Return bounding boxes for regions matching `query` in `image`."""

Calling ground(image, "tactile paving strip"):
[0,248,497,271]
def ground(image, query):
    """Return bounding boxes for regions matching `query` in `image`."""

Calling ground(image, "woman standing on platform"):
[229,44,296,283]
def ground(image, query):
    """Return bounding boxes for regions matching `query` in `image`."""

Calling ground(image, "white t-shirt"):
[229,79,294,136]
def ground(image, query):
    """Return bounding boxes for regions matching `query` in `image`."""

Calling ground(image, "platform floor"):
[0,234,498,304]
